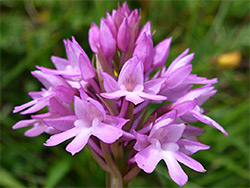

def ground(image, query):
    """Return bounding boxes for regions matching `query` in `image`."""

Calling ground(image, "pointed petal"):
[133,130,150,151]
[100,71,119,92]
[183,125,205,138]
[139,92,167,101]
[79,53,95,80]
[165,64,192,89]
[135,144,162,173]
[13,100,37,113]
[28,91,43,99]
[36,66,80,77]
[118,56,144,87]
[117,17,131,52]
[13,119,37,129]
[173,99,197,117]
[166,52,194,75]
[160,84,193,102]
[178,139,210,155]
[136,21,151,45]
[144,78,166,95]
[149,111,176,138]
[44,127,79,146]
[163,123,186,142]
[152,37,172,69]
[88,22,100,53]
[99,18,116,58]
[174,152,206,172]
[133,33,153,71]
[197,90,217,106]
[191,110,228,137]
[44,115,77,131]
[74,96,106,121]
[105,115,129,129]
[55,85,75,104]
[49,97,73,116]
[177,85,214,104]
[31,70,70,89]
[24,124,47,137]
[184,74,218,85]
[51,56,69,70]
[20,97,50,114]
[101,90,125,100]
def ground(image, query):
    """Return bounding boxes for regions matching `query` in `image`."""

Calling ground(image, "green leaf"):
[44,158,72,188]
[0,168,25,188]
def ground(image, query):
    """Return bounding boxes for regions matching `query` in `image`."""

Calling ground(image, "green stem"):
[123,102,134,132]
[100,142,123,188]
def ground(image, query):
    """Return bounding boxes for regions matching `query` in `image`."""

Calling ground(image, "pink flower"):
[100,56,167,105]
[134,111,209,187]
[44,96,128,155]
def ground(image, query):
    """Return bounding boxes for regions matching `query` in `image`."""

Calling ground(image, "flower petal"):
[174,151,206,172]
[135,144,162,173]
[100,71,119,92]
[12,119,37,129]
[99,18,116,58]
[24,124,47,137]
[144,78,166,95]
[125,93,144,105]
[44,115,77,131]
[152,37,172,69]
[178,139,210,155]
[101,90,126,100]
[165,64,192,89]
[44,127,79,147]
[88,22,100,53]
[118,56,144,87]
[139,92,167,101]
[163,152,188,187]
[133,130,149,151]
[105,115,129,129]
[191,110,228,137]
[79,53,95,81]
[51,56,69,70]
[173,99,197,117]
[66,129,92,155]
[92,119,123,144]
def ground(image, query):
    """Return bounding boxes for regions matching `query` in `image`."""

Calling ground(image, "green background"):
[1,0,249,187]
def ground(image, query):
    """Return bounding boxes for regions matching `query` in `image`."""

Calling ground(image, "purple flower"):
[133,33,154,72]
[12,2,227,186]
[174,85,228,136]
[117,17,131,52]
[13,96,74,136]
[134,112,209,187]
[13,71,74,114]
[100,56,167,105]
[89,19,116,59]
[44,96,128,155]
[37,37,95,89]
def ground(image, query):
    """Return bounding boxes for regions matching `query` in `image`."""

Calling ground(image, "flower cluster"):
[13,2,227,187]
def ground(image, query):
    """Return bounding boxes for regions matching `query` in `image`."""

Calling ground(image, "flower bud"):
[99,18,116,58]
[152,37,172,69]
[88,22,100,53]
[117,18,131,52]
[105,12,117,37]
[133,33,153,72]
[136,21,151,45]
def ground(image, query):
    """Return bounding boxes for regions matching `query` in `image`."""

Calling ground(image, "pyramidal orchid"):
[13,2,227,187]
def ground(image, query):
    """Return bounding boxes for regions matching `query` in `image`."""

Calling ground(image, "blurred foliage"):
[1,0,249,187]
